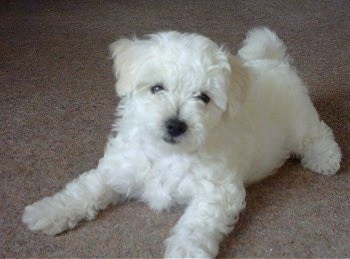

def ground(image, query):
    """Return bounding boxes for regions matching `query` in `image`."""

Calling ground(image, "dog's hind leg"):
[299,119,341,176]
[289,94,342,176]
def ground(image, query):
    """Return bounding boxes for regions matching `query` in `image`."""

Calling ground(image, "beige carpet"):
[1,0,349,257]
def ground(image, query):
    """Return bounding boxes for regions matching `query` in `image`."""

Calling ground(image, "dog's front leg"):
[22,167,120,235]
[22,139,145,235]
[164,181,246,258]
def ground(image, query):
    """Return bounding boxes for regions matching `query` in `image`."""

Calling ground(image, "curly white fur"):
[23,27,341,258]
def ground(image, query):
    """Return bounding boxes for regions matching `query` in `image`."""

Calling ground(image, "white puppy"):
[23,27,341,258]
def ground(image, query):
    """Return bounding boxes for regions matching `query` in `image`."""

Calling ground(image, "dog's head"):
[110,31,248,152]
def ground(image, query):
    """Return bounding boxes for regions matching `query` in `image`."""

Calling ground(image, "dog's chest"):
[142,154,197,209]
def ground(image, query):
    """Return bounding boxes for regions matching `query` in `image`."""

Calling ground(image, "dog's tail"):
[238,27,288,61]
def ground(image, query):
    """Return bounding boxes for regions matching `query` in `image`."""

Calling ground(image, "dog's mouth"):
[162,135,179,144]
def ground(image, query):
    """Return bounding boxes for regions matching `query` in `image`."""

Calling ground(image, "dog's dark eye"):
[196,92,210,104]
[151,84,164,94]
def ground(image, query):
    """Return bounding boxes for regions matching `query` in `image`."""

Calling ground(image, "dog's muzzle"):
[163,118,187,144]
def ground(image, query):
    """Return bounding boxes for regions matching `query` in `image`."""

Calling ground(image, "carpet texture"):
[1,0,349,257]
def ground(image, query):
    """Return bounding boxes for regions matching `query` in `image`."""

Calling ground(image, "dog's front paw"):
[22,197,73,235]
[164,234,215,259]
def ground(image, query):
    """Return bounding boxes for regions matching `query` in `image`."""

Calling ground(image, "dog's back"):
[235,27,340,185]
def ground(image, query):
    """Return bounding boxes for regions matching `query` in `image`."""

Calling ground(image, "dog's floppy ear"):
[226,55,250,115]
[110,38,138,97]
[210,89,227,111]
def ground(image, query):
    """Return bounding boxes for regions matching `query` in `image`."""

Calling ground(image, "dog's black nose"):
[165,118,187,137]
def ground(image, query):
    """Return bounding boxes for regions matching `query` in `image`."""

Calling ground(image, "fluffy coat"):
[23,27,341,258]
